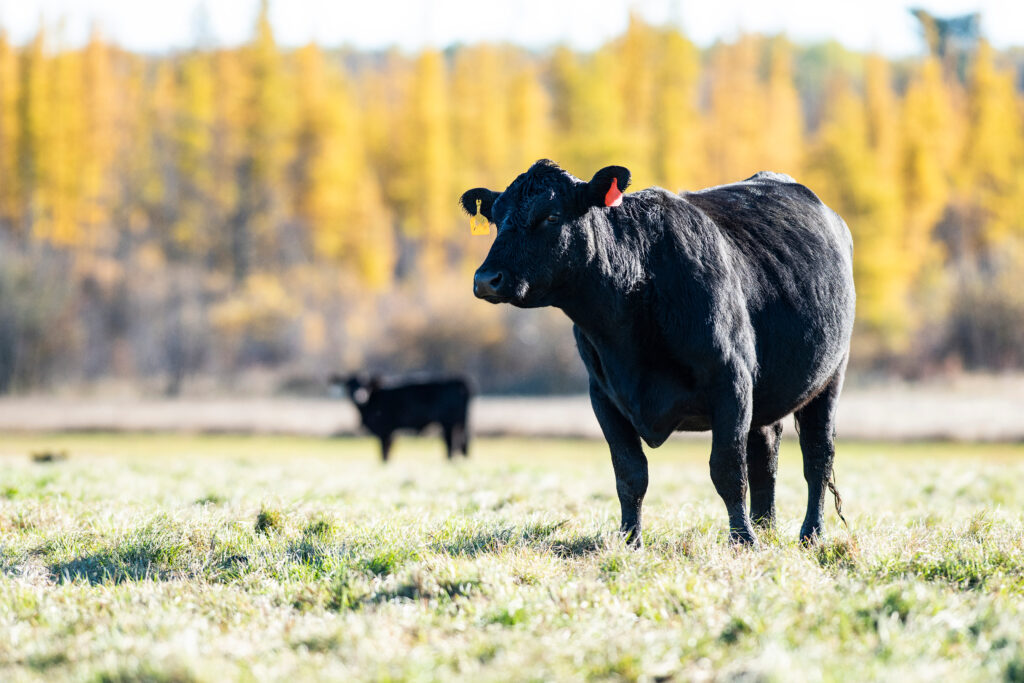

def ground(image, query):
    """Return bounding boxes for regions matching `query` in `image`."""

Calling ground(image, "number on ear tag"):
[470,198,490,235]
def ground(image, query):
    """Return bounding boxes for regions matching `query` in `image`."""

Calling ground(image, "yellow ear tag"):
[470,198,490,235]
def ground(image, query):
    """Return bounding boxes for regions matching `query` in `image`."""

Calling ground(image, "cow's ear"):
[460,188,499,221]
[586,166,631,208]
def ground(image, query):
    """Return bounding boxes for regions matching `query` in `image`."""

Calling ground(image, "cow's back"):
[682,174,852,304]
[364,380,470,433]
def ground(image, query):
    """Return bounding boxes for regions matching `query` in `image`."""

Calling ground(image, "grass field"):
[1,433,1023,682]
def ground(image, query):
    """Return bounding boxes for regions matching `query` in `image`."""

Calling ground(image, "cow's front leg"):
[590,382,648,548]
[709,372,756,545]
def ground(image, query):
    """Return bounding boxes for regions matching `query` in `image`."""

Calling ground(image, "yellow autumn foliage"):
[0,11,1022,364]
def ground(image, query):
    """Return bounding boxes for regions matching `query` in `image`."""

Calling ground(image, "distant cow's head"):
[462,159,630,308]
[333,374,380,405]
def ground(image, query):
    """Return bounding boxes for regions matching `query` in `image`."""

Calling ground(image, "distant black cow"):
[462,160,855,547]
[331,374,471,462]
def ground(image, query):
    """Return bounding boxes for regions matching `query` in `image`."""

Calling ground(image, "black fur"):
[331,374,471,462]
[465,160,855,546]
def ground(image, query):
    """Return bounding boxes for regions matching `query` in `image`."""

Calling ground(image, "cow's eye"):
[545,214,560,224]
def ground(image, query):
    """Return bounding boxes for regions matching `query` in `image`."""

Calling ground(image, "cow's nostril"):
[474,268,507,299]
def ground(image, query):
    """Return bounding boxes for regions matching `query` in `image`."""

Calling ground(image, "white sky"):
[0,0,1021,55]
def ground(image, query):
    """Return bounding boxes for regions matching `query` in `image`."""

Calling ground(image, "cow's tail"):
[827,467,848,530]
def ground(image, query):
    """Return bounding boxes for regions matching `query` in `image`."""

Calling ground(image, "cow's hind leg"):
[379,433,394,463]
[794,364,845,544]
[747,421,782,529]
[456,421,469,457]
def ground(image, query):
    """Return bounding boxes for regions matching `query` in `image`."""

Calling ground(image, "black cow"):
[462,160,855,546]
[331,374,471,462]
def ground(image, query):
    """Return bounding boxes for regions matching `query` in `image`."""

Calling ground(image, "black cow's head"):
[462,159,630,308]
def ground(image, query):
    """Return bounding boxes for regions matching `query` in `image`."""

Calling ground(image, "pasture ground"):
[1,433,1022,681]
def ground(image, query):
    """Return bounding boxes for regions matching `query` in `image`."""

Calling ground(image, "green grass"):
[1,433,1023,681]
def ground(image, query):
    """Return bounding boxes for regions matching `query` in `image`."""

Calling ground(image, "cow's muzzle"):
[473,268,509,303]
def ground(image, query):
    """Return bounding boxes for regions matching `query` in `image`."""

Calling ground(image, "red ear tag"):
[604,177,623,207]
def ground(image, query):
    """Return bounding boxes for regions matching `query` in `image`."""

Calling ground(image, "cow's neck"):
[555,212,650,340]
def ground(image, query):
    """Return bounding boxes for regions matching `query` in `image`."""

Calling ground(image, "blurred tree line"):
[1,4,1023,395]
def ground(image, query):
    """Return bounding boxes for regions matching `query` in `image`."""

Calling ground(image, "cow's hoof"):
[799,524,823,546]
[750,499,776,529]
[729,524,758,547]
[621,527,643,549]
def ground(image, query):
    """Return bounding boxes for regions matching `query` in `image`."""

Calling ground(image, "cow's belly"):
[597,369,709,446]
[579,324,839,445]
[579,332,709,446]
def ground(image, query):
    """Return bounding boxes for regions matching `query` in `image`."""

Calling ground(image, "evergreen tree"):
[145,59,179,255]
[900,55,956,312]
[864,56,901,182]
[452,44,511,190]
[80,28,118,249]
[0,30,19,233]
[208,46,247,272]
[174,46,216,256]
[405,48,453,273]
[550,45,626,178]
[807,76,905,352]
[507,57,552,170]
[361,51,412,226]
[234,0,295,281]
[959,41,1023,248]
[705,36,765,185]
[651,26,703,191]
[48,40,86,246]
[17,27,52,242]
[762,37,804,175]
[294,43,394,287]
[612,13,657,186]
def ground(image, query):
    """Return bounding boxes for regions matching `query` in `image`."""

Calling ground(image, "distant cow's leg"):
[379,433,394,463]
[590,382,648,548]
[456,421,470,457]
[794,362,846,544]
[709,372,756,545]
[747,421,782,528]
[442,424,456,460]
